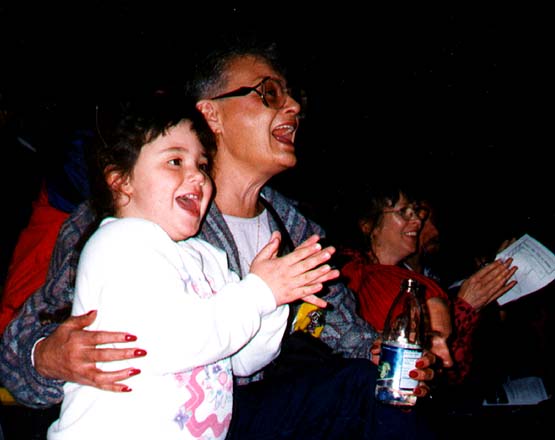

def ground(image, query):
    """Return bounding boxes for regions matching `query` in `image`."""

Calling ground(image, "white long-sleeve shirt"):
[48,217,288,440]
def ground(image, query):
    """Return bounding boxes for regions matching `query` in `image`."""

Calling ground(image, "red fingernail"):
[134,349,147,357]
[409,370,418,379]
[415,360,424,369]
[125,334,137,341]
[414,387,423,396]
[128,369,141,377]
[121,386,132,392]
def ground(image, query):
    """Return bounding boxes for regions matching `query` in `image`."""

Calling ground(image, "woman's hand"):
[458,258,518,311]
[250,232,339,308]
[371,337,437,398]
[34,310,146,392]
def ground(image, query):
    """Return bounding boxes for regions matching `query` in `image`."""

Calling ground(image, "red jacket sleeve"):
[0,187,69,334]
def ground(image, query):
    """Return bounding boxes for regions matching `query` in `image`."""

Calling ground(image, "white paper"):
[483,376,550,406]
[495,234,555,305]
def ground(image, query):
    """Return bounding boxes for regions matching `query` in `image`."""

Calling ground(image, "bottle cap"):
[402,278,420,290]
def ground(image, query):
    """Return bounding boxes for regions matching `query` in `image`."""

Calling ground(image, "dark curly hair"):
[89,91,216,221]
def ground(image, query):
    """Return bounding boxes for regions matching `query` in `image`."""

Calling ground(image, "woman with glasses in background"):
[333,182,516,386]
[334,183,452,371]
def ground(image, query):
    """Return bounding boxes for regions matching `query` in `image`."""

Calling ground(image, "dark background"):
[1,3,553,273]
[2,6,553,437]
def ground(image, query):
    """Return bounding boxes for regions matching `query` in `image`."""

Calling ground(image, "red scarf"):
[342,252,448,332]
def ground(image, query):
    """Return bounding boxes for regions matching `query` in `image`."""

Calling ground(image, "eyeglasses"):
[383,206,430,222]
[210,77,292,110]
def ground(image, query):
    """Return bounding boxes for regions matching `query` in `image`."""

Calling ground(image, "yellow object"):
[0,386,17,405]
[293,303,325,337]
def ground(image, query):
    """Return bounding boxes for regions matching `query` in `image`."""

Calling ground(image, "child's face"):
[118,120,212,241]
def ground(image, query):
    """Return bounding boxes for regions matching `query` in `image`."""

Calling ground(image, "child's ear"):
[106,168,121,190]
[106,169,131,200]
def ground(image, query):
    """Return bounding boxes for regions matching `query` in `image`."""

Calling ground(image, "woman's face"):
[115,120,213,241]
[371,194,425,265]
[207,55,302,182]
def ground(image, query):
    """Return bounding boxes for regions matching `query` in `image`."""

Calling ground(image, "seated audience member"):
[334,182,517,383]
[47,92,340,439]
[335,184,454,371]
[0,95,92,321]
[0,37,440,439]
[0,93,42,285]
[0,127,91,335]
[0,186,69,335]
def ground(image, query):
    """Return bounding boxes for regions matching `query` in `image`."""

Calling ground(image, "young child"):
[47,93,338,440]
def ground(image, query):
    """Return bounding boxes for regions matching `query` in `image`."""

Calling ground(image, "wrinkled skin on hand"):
[34,310,145,392]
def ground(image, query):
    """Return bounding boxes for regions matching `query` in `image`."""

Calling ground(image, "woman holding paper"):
[332,183,518,383]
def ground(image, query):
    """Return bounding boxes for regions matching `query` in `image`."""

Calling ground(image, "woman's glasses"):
[383,206,430,222]
[210,77,292,109]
